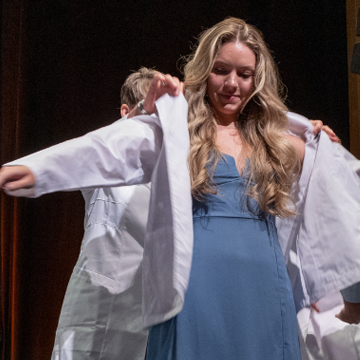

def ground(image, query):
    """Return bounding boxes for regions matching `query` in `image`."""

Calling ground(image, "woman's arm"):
[283,134,306,163]
[284,120,338,164]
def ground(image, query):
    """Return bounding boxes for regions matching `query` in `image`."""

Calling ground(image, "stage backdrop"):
[0,0,350,359]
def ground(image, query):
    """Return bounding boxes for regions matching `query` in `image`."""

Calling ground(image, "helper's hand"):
[322,125,341,143]
[0,166,36,194]
[128,73,184,118]
[336,300,360,324]
[309,120,340,143]
[310,302,321,313]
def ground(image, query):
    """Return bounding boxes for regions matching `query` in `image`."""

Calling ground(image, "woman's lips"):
[219,94,239,102]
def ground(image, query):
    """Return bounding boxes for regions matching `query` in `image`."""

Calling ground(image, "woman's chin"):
[220,105,241,115]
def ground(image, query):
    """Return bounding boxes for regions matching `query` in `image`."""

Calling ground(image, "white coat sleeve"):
[3,115,163,197]
[278,112,360,310]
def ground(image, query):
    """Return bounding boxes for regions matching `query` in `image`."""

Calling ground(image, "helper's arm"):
[336,284,360,324]
[0,115,162,197]
[0,73,184,198]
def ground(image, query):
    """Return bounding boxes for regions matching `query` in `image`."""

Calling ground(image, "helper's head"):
[120,67,158,117]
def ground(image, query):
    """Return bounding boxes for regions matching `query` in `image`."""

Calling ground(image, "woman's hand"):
[310,302,321,313]
[0,166,36,192]
[310,120,341,143]
[128,73,184,118]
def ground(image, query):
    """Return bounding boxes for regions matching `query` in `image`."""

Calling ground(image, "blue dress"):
[146,154,301,360]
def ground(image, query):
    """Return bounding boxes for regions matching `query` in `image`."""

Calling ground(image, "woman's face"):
[207,41,256,124]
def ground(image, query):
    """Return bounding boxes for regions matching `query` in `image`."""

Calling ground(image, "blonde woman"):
[135,17,305,360]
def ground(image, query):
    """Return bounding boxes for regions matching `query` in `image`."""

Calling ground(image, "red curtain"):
[1,1,27,358]
[1,2,84,358]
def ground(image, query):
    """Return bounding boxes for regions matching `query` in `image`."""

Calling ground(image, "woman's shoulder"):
[282,134,305,162]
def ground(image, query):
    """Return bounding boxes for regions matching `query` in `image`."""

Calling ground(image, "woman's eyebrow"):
[213,61,229,67]
[213,61,254,71]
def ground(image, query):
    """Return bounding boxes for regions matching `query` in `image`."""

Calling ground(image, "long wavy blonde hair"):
[184,18,300,218]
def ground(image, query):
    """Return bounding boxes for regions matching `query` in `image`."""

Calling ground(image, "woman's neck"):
[215,113,238,127]
[216,122,242,158]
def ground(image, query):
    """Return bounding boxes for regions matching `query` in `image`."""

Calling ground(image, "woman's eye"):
[240,73,253,79]
[214,68,227,74]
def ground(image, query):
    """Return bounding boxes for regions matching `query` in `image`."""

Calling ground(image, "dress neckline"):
[221,152,236,163]
[221,153,250,178]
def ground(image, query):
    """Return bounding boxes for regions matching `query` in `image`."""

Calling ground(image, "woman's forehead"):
[214,42,256,68]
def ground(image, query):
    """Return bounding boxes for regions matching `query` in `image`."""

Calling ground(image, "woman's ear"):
[120,104,130,117]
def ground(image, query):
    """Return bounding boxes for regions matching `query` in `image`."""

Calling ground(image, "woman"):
[134,17,304,360]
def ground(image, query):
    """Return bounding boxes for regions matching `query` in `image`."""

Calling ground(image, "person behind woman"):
[138,17,306,360]
[51,67,157,360]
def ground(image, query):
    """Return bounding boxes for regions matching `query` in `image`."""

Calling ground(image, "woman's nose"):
[225,72,237,88]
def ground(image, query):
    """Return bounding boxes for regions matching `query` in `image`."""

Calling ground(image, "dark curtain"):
[1,1,27,359]
[0,1,350,359]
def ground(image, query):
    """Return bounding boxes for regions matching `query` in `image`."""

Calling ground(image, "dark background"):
[0,1,349,359]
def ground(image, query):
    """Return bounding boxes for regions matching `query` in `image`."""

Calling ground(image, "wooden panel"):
[347,0,360,157]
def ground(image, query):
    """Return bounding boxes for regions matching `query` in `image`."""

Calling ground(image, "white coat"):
[297,292,360,360]
[6,94,193,360]
[6,95,360,359]
[51,184,150,359]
